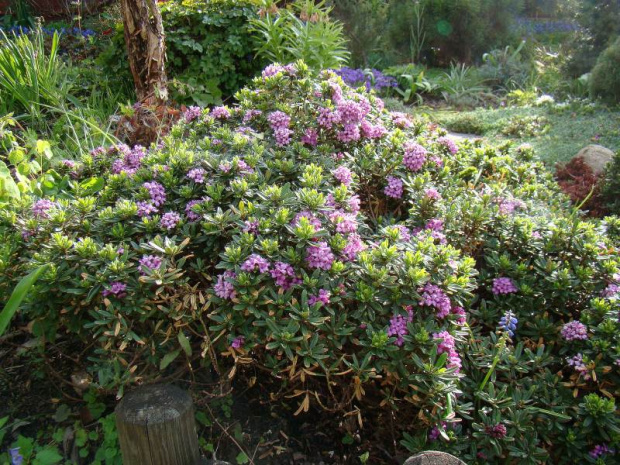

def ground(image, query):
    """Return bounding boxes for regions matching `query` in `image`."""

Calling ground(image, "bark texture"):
[120,0,168,104]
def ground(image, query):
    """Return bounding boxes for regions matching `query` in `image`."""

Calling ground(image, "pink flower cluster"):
[184,106,202,123]
[211,106,231,120]
[437,136,458,154]
[342,234,366,261]
[309,289,331,307]
[160,212,181,230]
[561,321,588,341]
[215,271,237,300]
[32,199,55,218]
[403,142,427,171]
[387,306,414,346]
[111,145,146,176]
[102,281,127,298]
[306,242,335,270]
[492,277,518,295]
[187,168,207,184]
[384,176,403,199]
[332,166,353,186]
[240,254,270,273]
[270,262,300,290]
[567,353,590,380]
[433,330,462,372]
[420,283,452,318]
[268,111,293,146]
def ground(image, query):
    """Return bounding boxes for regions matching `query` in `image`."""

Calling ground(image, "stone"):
[575,145,614,175]
[403,450,466,465]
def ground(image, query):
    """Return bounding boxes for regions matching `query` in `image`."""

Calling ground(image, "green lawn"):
[399,103,620,167]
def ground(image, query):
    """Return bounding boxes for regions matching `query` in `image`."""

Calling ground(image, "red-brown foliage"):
[555,156,607,217]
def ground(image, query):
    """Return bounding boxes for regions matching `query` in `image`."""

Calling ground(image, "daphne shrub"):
[2,62,619,463]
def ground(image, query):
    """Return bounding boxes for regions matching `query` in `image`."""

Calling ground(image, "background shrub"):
[100,0,266,105]
[602,150,620,214]
[590,36,620,103]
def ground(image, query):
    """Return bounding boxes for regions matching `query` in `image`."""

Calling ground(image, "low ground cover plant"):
[1,62,619,463]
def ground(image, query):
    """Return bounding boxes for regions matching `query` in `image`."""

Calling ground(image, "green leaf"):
[0,160,20,200]
[35,140,53,159]
[33,447,63,464]
[177,332,192,356]
[79,177,105,195]
[0,264,49,336]
[53,404,71,423]
[235,451,249,464]
[159,349,181,370]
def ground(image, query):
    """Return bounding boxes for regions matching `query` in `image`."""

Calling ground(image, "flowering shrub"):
[332,67,397,93]
[1,62,619,463]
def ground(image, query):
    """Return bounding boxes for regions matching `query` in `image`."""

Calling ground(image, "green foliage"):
[384,0,524,66]
[601,151,620,215]
[500,114,550,138]
[479,41,533,91]
[250,0,349,70]
[0,264,49,336]
[100,0,266,105]
[590,36,620,103]
[2,62,620,462]
[0,26,65,126]
[328,0,388,67]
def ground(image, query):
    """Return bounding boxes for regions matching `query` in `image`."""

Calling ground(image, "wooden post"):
[116,384,201,465]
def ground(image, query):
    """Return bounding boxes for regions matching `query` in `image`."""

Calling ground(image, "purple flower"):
[268,111,291,130]
[215,271,236,300]
[160,212,181,230]
[492,277,518,295]
[62,159,76,169]
[561,321,588,341]
[211,106,231,120]
[437,136,458,154]
[231,335,245,349]
[243,109,262,123]
[270,262,300,290]
[424,188,441,200]
[567,353,590,380]
[306,242,335,270]
[336,100,365,125]
[137,201,158,218]
[102,281,127,299]
[425,219,444,231]
[395,225,411,242]
[602,284,619,298]
[273,127,293,146]
[451,306,466,325]
[184,106,202,123]
[309,289,331,307]
[360,120,387,139]
[143,181,166,207]
[330,211,358,234]
[185,200,203,222]
[384,176,403,199]
[590,444,614,459]
[243,220,259,234]
[262,64,285,77]
[293,211,322,231]
[348,195,361,213]
[433,330,461,372]
[392,112,412,128]
[240,254,270,273]
[332,166,353,186]
[486,423,507,439]
[32,199,54,218]
[337,124,361,143]
[403,142,427,171]
[139,255,162,273]
[387,306,414,346]
[187,168,207,184]
[219,162,232,173]
[301,128,318,146]
[318,107,340,129]
[420,283,451,319]
[342,234,365,261]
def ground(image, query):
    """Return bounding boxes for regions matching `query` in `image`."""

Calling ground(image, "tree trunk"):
[120,0,168,105]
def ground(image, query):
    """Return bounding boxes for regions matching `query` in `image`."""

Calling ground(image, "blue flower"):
[499,311,518,337]
[9,447,23,465]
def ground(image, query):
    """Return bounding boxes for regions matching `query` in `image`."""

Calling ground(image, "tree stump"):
[403,451,466,465]
[116,384,201,465]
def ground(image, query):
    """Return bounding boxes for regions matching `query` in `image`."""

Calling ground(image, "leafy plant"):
[480,41,533,91]
[394,70,440,105]
[0,25,65,126]
[250,0,349,70]
[590,36,620,103]
[441,62,488,106]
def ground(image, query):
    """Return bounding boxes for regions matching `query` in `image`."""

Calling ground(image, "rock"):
[403,450,466,465]
[575,145,614,175]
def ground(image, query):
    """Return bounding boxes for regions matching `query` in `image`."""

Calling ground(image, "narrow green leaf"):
[159,349,181,370]
[0,264,49,336]
[178,332,192,357]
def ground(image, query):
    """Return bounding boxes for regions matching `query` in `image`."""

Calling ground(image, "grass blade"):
[0,264,49,336]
